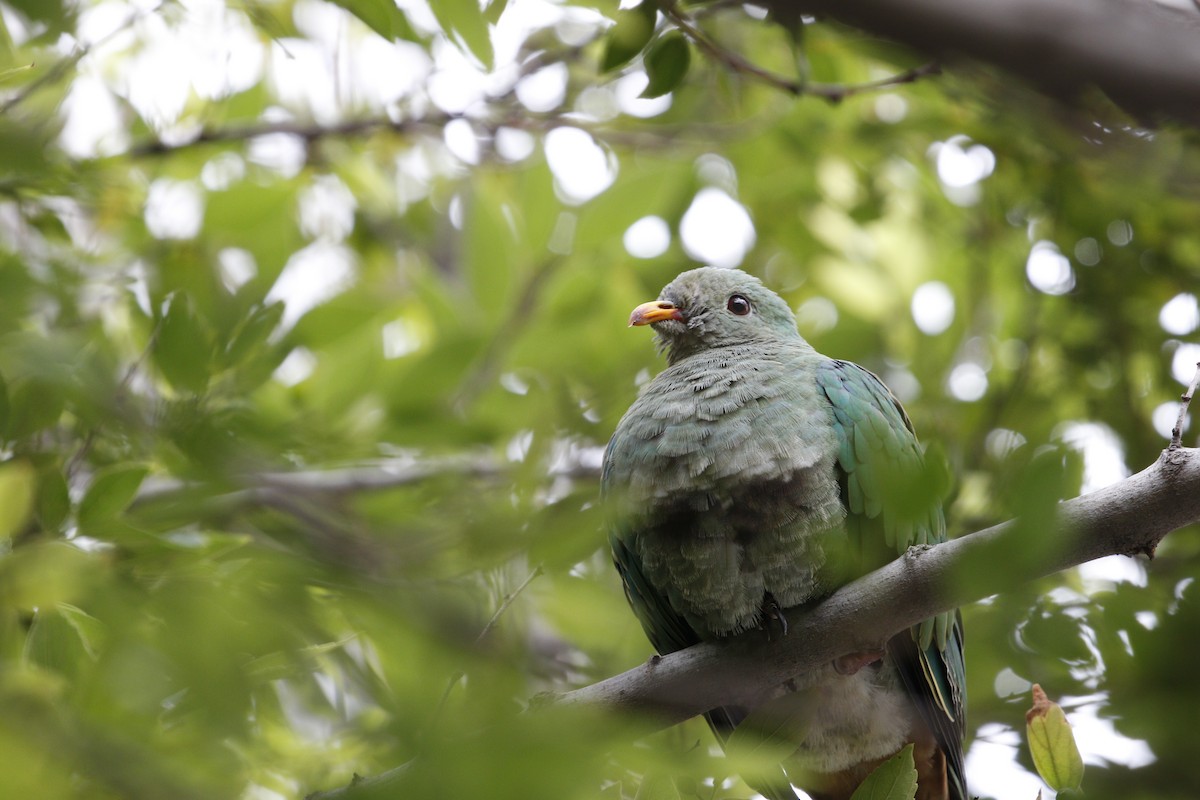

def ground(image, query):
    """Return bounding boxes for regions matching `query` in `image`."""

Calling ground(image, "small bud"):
[1026,684,1084,792]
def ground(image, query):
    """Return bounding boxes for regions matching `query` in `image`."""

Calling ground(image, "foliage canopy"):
[1,1,1199,798]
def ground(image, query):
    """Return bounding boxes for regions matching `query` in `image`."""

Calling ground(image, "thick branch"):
[554,447,1200,725]
[663,3,941,101]
[776,0,1200,126]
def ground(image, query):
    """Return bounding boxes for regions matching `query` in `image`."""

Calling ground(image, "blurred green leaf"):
[640,31,690,99]
[726,688,819,795]
[0,460,35,540]
[328,0,419,41]
[463,177,520,322]
[154,294,214,394]
[0,542,94,611]
[483,0,509,26]
[78,464,149,528]
[0,12,14,66]
[204,183,301,280]
[848,744,917,800]
[429,0,494,67]
[4,0,69,35]
[23,603,103,678]
[35,465,69,531]
[223,302,285,368]
[0,63,34,82]
[2,377,65,439]
[0,371,8,437]
[601,1,657,72]
[0,119,48,178]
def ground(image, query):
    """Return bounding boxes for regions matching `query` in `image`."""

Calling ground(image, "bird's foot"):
[761,593,788,640]
[832,649,885,676]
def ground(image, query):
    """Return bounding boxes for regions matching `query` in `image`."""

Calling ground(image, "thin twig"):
[662,3,940,102]
[121,112,738,161]
[476,564,545,645]
[808,62,943,102]
[1,8,147,115]
[122,43,564,160]
[1170,361,1200,449]
[425,563,545,752]
[428,669,466,742]
[124,115,456,158]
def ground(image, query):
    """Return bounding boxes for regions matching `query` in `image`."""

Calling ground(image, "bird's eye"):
[726,294,751,316]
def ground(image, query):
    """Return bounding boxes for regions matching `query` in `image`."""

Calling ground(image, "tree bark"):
[775,0,1200,127]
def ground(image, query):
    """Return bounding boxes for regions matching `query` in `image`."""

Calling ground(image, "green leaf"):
[726,688,818,797]
[640,30,690,98]
[5,0,69,36]
[35,466,70,531]
[0,542,95,611]
[205,183,302,278]
[726,688,817,759]
[0,119,49,179]
[23,604,104,677]
[0,370,9,437]
[0,460,36,541]
[601,1,657,73]
[463,176,520,322]
[3,377,65,439]
[0,63,34,83]
[483,0,509,26]
[1026,684,1085,792]
[430,0,494,68]
[223,302,285,368]
[78,464,148,528]
[849,744,917,800]
[153,293,214,394]
[0,12,15,66]
[327,0,419,41]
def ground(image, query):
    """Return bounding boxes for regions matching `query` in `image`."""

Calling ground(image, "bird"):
[601,267,965,800]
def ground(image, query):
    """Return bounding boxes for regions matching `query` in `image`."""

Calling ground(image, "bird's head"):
[629,267,803,362]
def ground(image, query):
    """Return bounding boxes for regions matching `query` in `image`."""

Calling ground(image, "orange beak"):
[628,300,684,327]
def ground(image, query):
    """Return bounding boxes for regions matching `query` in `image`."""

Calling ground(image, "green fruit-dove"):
[602,267,966,800]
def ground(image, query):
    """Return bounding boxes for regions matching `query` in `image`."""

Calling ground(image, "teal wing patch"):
[816,359,967,800]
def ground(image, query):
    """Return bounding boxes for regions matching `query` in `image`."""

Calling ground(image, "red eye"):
[727,294,751,316]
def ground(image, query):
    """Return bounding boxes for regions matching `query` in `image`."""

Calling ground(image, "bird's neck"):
[662,336,813,367]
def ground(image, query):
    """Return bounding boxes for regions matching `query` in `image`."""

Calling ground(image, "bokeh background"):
[2,1,1199,798]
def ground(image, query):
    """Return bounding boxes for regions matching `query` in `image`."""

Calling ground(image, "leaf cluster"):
[0,1,1199,798]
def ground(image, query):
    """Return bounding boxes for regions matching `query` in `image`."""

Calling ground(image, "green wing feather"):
[816,359,967,800]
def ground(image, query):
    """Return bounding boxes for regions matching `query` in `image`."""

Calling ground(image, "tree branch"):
[552,447,1200,726]
[776,0,1200,126]
[663,3,942,101]
[1171,362,1200,449]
